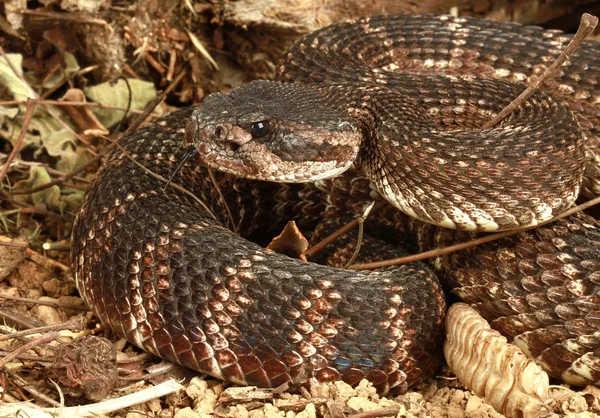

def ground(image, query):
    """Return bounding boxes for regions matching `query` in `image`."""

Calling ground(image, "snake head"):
[185,80,362,182]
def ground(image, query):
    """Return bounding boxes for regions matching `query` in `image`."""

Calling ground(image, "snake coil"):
[73,14,600,394]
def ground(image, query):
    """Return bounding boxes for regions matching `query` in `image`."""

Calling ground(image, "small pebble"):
[31,298,61,325]
[186,376,208,401]
[347,396,380,412]
[194,388,217,414]
[465,396,484,414]
[174,407,197,418]
[296,403,317,418]
[562,392,589,413]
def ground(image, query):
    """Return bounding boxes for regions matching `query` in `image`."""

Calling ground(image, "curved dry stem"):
[349,195,600,270]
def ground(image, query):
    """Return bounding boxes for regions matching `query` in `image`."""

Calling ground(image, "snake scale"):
[72,14,600,394]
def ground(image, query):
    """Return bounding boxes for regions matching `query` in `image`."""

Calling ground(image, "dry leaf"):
[60,88,109,137]
[266,221,309,261]
[84,78,157,128]
[186,29,219,70]
[13,166,66,211]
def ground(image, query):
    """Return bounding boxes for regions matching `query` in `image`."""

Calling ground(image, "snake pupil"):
[250,120,270,138]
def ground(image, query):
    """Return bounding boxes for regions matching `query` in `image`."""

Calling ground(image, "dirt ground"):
[2,0,600,417]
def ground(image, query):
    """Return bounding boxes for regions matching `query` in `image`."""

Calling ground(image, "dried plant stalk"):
[444,303,549,418]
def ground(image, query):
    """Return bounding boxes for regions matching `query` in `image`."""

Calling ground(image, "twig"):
[305,203,384,258]
[0,332,59,369]
[0,152,90,184]
[163,66,187,97]
[7,371,61,407]
[104,136,218,221]
[346,407,400,418]
[0,46,24,81]
[0,204,70,221]
[305,218,360,258]
[118,363,175,381]
[483,13,598,129]
[207,167,236,231]
[10,150,108,195]
[0,351,52,362]
[0,99,36,185]
[0,99,149,114]
[9,375,30,402]
[0,239,27,248]
[7,69,186,197]
[16,8,111,30]
[120,66,186,139]
[40,65,100,100]
[345,201,375,268]
[41,243,70,252]
[112,77,134,134]
[0,318,85,342]
[121,95,162,139]
[349,194,600,270]
[0,308,44,330]
[26,248,70,271]
[0,379,183,417]
[40,101,95,149]
[0,293,88,311]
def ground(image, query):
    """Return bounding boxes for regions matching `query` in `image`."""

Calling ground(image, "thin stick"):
[0,379,183,417]
[0,240,27,248]
[207,167,236,231]
[105,136,218,221]
[0,152,90,184]
[305,202,384,258]
[0,351,52,362]
[483,13,598,129]
[347,407,400,418]
[345,201,375,268]
[9,376,31,402]
[0,318,85,342]
[0,99,149,114]
[0,308,44,330]
[349,194,600,270]
[6,73,180,197]
[0,332,59,369]
[0,99,36,185]
[118,364,175,381]
[10,88,172,197]
[26,248,70,271]
[120,88,158,139]
[10,148,109,195]
[119,66,185,139]
[40,243,70,252]
[16,8,110,29]
[0,294,87,311]
[40,101,95,149]
[7,372,61,407]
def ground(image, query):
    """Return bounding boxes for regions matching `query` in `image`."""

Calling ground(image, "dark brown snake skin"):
[72,14,600,393]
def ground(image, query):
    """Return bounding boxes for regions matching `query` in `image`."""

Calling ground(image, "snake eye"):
[250,120,270,138]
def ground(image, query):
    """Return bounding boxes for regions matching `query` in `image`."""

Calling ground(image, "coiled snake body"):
[72,14,600,393]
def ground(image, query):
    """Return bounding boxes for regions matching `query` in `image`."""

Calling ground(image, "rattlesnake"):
[72,14,600,396]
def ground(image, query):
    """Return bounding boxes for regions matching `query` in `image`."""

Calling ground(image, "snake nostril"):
[215,126,223,138]
[224,141,240,153]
